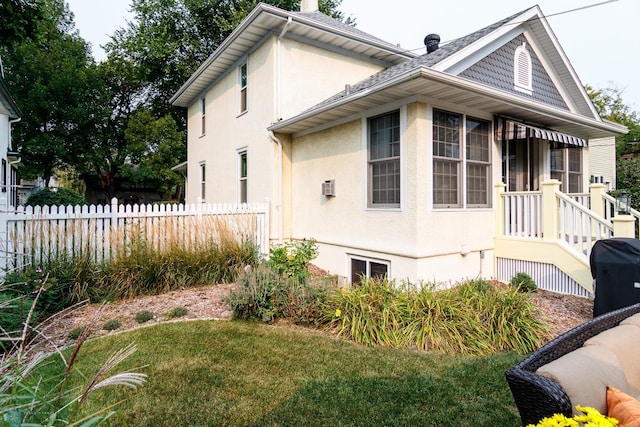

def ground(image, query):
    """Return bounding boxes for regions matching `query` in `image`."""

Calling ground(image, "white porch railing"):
[557,192,612,258]
[497,181,635,261]
[502,191,543,238]
[0,198,270,273]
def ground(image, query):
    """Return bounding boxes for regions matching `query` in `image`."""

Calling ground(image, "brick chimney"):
[301,0,319,12]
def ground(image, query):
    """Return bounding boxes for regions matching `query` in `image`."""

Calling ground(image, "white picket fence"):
[0,198,270,273]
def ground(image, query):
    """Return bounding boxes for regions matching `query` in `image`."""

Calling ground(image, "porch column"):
[494,182,506,237]
[589,183,607,218]
[541,180,561,242]
[612,215,636,238]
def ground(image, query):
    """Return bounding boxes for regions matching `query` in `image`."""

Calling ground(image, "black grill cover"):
[590,238,640,317]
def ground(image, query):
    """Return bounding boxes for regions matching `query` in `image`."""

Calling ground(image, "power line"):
[398,0,620,54]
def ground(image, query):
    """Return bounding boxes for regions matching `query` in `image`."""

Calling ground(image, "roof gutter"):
[268,67,627,136]
[170,4,414,106]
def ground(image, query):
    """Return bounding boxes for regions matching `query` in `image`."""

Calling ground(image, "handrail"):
[557,191,612,259]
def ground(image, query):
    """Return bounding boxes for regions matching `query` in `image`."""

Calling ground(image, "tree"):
[0,0,45,47]
[123,109,185,199]
[105,0,350,122]
[586,84,640,155]
[2,0,96,187]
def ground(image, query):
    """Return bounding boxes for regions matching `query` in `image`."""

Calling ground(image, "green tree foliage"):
[586,84,640,154]
[0,0,45,46]
[25,187,87,207]
[1,0,96,186]
[123,109,185,199]
[105,0,350,122]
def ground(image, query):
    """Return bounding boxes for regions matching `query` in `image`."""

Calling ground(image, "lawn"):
[54,320,523,426]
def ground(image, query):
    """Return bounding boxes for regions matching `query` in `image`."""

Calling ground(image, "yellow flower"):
[526,407,618,427]
[334,309,342,318]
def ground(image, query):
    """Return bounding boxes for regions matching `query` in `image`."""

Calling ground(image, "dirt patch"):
[42,281,594,349]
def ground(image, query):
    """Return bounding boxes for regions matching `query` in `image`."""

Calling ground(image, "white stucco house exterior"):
[0,74,21,209]
[171,1,627,293]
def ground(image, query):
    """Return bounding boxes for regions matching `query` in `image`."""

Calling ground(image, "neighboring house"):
[171,2,628,293]
[0,74,21,209]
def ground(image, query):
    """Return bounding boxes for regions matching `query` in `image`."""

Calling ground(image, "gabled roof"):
[269,6,626,140]
[0,75,21,120]
[170,3,415,107]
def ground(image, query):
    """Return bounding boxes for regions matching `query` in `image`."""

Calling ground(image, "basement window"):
[350,256,389,285]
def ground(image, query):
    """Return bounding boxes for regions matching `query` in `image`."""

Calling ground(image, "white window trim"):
[348,255,391,284]
[200,97,206,136]
[239,62,248,114]
[430,107,493,210]
[199,162,206,202]
[237,147,248,204]
[514,42,533,95]
[361,105,407,211]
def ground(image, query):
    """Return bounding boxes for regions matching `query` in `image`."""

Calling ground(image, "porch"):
[494,180,638,296]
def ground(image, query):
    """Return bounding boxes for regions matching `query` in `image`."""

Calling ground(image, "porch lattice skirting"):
[497,258,592,298]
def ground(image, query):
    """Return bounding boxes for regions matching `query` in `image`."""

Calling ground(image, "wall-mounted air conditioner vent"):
[322,180,335,197]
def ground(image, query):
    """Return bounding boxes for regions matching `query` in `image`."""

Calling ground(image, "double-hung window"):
[239,150,247,204]
[551,146,583,193]
[200,162,206,201]
[368,110,400,208]
[200,97,206,135]
[239,63,247,113]
[433,109,491,208]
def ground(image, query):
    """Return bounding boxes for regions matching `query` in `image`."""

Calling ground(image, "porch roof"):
[268,67,627,140]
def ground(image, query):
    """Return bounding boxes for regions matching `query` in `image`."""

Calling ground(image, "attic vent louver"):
[514,42,533,95]
[424,34,440,53]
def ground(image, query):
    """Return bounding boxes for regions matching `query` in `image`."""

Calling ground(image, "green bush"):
[68,325,90,340]
[267,239,318,281]
[135,310,154,323]
[510,272,537,293]
[325,277,548,355]
[102,319,121,331]
[167,306,188,318]
[25,187,86,207]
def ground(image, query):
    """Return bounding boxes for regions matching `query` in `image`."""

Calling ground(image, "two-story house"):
[171,1,627,293]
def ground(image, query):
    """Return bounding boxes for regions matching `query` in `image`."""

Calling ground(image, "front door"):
[503,138,541,192]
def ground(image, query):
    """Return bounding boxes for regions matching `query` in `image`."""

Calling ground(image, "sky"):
[65,0,639,111]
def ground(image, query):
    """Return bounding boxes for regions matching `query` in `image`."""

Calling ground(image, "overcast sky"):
[66,0,639,111]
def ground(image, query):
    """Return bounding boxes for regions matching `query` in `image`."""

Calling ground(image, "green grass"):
[45,321,522,426]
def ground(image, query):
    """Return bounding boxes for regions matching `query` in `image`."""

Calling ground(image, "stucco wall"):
[289,101,498,284]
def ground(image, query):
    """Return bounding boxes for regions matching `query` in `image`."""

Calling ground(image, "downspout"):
[269,131,283,243]
[269,17,291,243]
[7,118,22,209]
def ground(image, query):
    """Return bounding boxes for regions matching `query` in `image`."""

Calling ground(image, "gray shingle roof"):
[306,7,533,113]
[293,11,394,46]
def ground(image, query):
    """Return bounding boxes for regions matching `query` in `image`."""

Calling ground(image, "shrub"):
[167,307,188,318]
[325,277,548,355]
[510,272,537,293]
[68,325,90,340]
[226,265,289,323]
[102,319,121,331]
[267,239,318,281]
[25,187,86,207]
[135,310,154,323]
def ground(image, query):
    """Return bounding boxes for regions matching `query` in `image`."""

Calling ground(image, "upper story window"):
[368,110,400,208]
[240,62,247,113]
[200,97,206,135]
[433,109,491,208]
[514,42,533,95]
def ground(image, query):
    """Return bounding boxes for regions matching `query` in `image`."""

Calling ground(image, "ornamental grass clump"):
[0,281,147,426]
[325,277,548,355]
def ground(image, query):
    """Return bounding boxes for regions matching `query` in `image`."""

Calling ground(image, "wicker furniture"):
[505,303,640,426]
